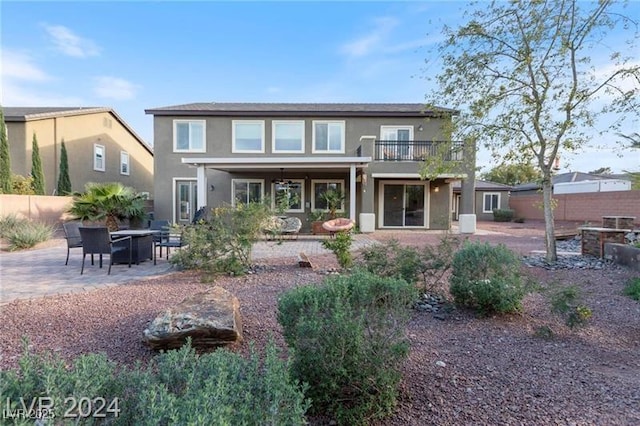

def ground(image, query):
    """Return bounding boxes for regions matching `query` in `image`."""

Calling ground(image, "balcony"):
[374,140,464,162]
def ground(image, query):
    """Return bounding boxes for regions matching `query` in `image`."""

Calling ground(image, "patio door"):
[379,182,428,228]
[175,180,197,225]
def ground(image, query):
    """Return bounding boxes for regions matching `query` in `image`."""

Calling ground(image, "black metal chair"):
[62,221,83,265]
[154,228,186,265]
[149,220,171,257]
[78,227,132,275]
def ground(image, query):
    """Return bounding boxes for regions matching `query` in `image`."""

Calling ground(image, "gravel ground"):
[1,220,639,425]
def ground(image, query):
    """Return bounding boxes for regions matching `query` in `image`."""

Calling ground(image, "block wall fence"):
[509,190,640,224]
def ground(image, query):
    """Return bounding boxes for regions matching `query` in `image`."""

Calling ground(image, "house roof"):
[145,102,457,118]
[511,171,632,192]
[452,179,512,191]
[2,106,153,155]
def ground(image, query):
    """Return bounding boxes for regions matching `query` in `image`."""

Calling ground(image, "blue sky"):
[1,0,638,174]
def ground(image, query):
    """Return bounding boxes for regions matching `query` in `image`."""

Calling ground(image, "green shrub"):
[4,220,54,250]
[549,285,593,328]
[0,214,28,238]
[10,174,36,195]
[170,202,272,275]
[449,241,526,315]
[623,277,640,301]
[492,208,515,222]
[1,339,309,425]
[321,231,353,268]
[360,235,462,292]
[278,270,416,425]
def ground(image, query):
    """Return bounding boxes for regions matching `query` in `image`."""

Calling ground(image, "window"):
[380,126,413,159]
[312,121,345,153]
[483,192,501,213]
[120,151,130,175]
[272,180,304,213]
[174,120,205,152]
[380,126,412,141]
[94,144,105,171]
[233,121,264,153]
[232,179,264,206]
[272,121,305,153]
[311,180,344,211]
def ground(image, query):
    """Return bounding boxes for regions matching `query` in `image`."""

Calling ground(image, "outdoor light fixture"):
[210,184,215,191]
[418,124,424,131]
[434,186,439,193]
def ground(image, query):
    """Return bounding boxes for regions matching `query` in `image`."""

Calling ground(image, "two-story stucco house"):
[3,107,154,195]
[145,102,476,232]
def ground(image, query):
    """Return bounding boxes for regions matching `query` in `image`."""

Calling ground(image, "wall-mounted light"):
[418,124,424,132]
[362,172,368,185]
[434,186,439,193]
[210,184,215,192]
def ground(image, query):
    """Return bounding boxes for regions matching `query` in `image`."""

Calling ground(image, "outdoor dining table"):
[110,229,158,264]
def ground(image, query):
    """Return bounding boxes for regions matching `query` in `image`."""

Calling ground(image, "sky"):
[1,0,638,175]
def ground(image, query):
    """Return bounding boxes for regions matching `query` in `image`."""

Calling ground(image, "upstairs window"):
[233,121,264,153]
[94,144,105,172]
[273,121,305,153]
[313,121,344,153]
[483,192,500,213]
[174,120,205,152]
[120,151,130,175]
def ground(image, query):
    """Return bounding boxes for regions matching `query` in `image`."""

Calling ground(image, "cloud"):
[340,17,399,58]
[1,49,51,82]
[93,76,140,100]
[266,86,282,94]
[43,24,100,57]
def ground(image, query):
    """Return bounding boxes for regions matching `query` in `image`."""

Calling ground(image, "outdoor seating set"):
[63,219,185,274]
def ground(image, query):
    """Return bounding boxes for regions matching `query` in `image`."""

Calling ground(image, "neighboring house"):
[511,172,632,196]
[452,179,512,221]
[3,107,154,195]
[145,102,476,232]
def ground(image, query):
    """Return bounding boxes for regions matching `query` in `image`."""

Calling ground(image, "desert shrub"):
[449,241,526,315]
[0,214,28,238]
[359,234,462,292]
[277,270,416,425]
[321,231,353,268]
[3,219,54,250]
[170,202,272,275]
[623,277,640,301]
[549,285,593,328]
[11,174,36,195]
[492,208,515,222]
[1,339,308,425]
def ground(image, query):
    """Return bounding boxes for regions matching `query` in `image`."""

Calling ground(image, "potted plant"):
[321,189,346,219]
[308,209,327,235]
[68,182,147,231]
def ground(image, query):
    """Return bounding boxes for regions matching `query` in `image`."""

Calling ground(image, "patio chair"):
[154,228,186,264]
[78,227,132,275]
[62,220,83,265]
[149,220,171,257]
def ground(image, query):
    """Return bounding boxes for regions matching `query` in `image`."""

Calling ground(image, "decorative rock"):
[436,360,447,368]
[143,286,242,350]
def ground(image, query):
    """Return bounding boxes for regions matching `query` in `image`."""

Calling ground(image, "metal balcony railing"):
[374,140,464,162]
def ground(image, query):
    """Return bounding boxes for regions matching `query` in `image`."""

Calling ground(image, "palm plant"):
[321,189,346,219]
[68,182,146,231]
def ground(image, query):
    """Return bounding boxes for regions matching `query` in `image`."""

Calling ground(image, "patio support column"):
[349,164,356,222]
[196,165,207,209]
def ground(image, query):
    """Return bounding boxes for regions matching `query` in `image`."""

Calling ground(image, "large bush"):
[170,202,272,275]
[1,340,308,425]
[449,241,527,315]
[277,270,416,425]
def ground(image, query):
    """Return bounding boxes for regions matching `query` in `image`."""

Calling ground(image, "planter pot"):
[311,221,330,235]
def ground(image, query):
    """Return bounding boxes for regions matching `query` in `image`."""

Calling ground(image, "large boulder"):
[143,286,243,350]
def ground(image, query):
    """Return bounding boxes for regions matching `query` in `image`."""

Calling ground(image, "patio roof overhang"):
[181,156,372,172]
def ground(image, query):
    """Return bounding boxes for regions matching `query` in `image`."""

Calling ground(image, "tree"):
[56,140,72,195]
[31,133,45,195]
[0,108,11,194]
[425,0,639,261]
[481,161,543,186]
[588,167,612,175]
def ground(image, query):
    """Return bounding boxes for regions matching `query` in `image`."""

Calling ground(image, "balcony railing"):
[374,140,464,162]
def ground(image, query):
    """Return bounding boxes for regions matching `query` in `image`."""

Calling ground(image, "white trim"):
[371,172,467,179]
[312,120,345,154]
[311,179,345,212]
[232,120,265,153]
[93,143,105,172]
[272,120,305,153]
[231,179,265,206]
[377,180,430,229]
[271,179,305,213]
[172,177,197,224]
[120,151,130,175]
[482,192,501,213]
[173,120,206,153]
[182,156,370,168]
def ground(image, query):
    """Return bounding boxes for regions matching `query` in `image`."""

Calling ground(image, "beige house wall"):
[5,111,153,196]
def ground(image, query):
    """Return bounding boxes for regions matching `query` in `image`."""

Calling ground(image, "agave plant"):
[68,182,146,231]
